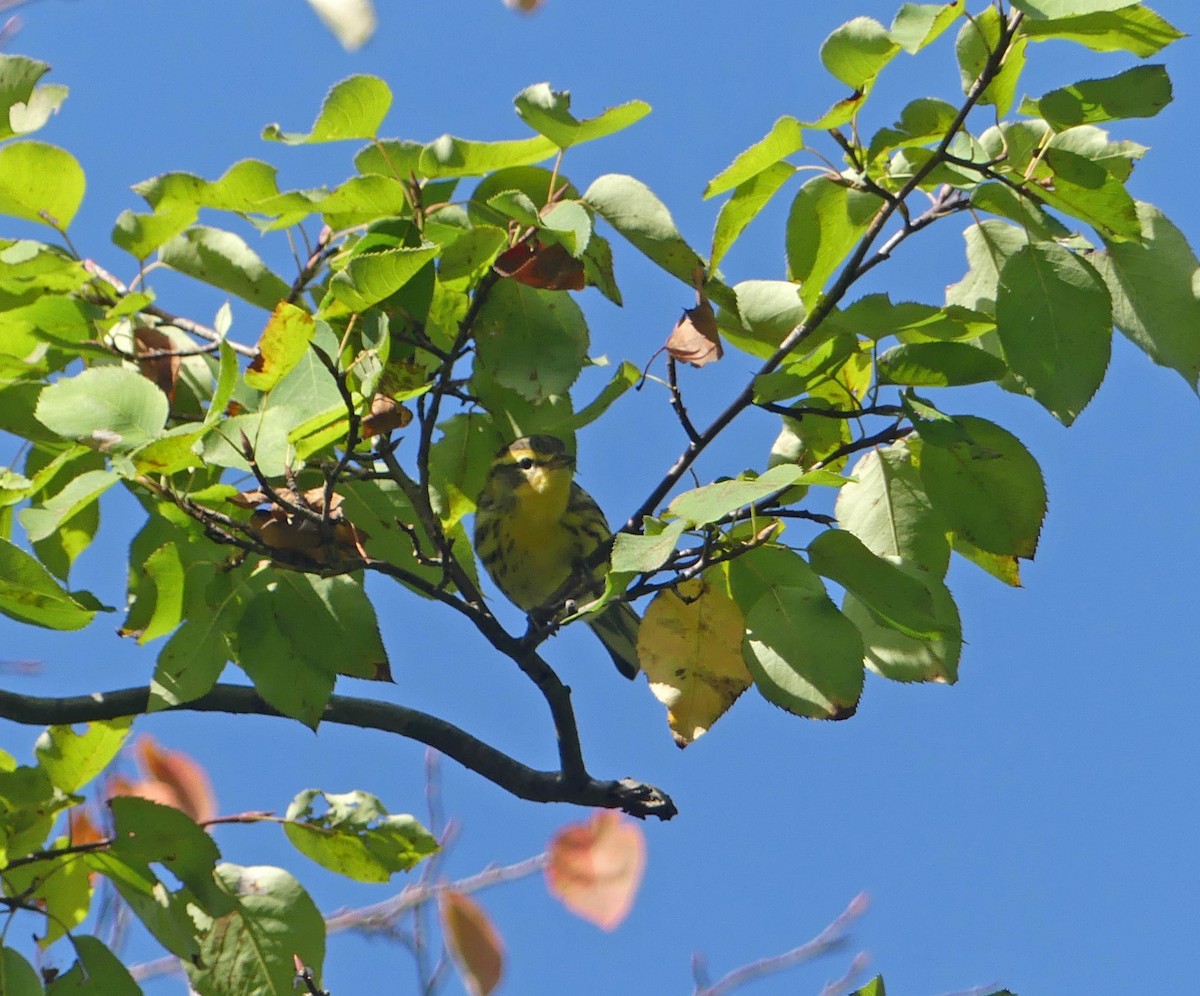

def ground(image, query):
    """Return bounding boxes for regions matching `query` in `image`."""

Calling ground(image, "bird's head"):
[490,435,575,498]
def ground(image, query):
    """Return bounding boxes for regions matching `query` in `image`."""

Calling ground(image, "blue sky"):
[3,1,1199,993]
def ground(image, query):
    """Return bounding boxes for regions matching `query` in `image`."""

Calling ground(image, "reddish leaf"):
[133,325,181,401]
[666,299,722,367]
[131,734,217,823]
[439,889,504,996]
[494,240,585,290]
[545,811,646,930]
[68,807,104,846]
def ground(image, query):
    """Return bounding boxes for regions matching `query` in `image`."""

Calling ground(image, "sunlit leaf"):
[640,578,750,747]
[263,74,391,143]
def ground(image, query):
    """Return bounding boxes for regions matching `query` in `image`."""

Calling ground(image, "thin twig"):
[694,892,869,996]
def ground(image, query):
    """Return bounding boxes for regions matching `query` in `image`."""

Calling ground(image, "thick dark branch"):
[0,685,676,820]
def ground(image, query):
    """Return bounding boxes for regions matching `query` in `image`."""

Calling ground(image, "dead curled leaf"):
[545,811,646,930]
[232,487,368,562]
[361,394,412,437]
[666,298,722,367]
[493,239,585,290]
[133,325,181,400]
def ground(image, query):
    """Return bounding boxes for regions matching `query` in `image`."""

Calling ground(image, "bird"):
[473,435,641,679]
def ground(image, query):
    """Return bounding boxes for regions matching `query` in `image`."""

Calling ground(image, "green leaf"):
[149,591,239,710]
[878,341,1007,386]
[839,293,994,342]
[809,528,947,639]
[473,280,589,404]
[945,220,1030,312]
[244,302,315,391]
[0,536,97,630]
[852,974,887,996]
[4,845,93,947]
[513,84,650,150]
[236,585,336,730]
[1039,147,1141,241]
[995,242,1111,425]
[710,162,796,272]
[324,244,439,316]
[0,56,67,142]
[109,797,228,911]
[1010,0,1146,18]
[889,1,965,53]
[704,116,803,199]
[955,7,1027,116]
[35,718,132,793]
[337,481,446,596]
[1020,6,1183,56]
[112,202,198,260]
[785,176,883,308]
[845,560,961,682]
[84,851,202,960]
[952,531,1022,586]
[429,412,503,527]
[820,17,900,89]
[185,864,325,996]
[418,133,558,179]
[0,142,85,229]
[569,360,640,431]
[46,936,140,996]
[0,946,42,996]
[918,415,1046,559]
[284,789,438,883]
[1022,65,1172,130]
[610,521,686,574]
[540,200,592,256]
[969,183,1072,241]
[584,173,708,289]
[669,464,845,527]
[1089,203,1200,390]
[720,280,806,358]
[262,75,391,143]
[439,225,508,282]
[743,585,864,720]
[19,468,117,544]
[36,366,169,453]
[160,226,291,310]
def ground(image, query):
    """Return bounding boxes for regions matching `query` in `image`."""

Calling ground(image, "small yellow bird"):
[474,435,640,679]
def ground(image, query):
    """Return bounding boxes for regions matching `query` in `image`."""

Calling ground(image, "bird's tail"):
[588,601,641,680]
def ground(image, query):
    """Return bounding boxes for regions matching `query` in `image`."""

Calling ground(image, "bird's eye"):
[518,457,534,470]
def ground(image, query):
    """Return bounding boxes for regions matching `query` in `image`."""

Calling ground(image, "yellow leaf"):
[639,577,750,747]
[439,889,504,996]
[545,812,645,930]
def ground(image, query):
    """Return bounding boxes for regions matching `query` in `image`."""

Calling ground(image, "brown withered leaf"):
[494,240,585,290]
[361,394,412,438]
[666,299,722,367]
[240,489,367,562]
[503,0,544,11]
[440,890,504,996]
[133,326,181,401]
[545,811,646,930]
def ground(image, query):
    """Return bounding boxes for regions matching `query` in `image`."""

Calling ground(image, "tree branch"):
[0,685,676,820]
